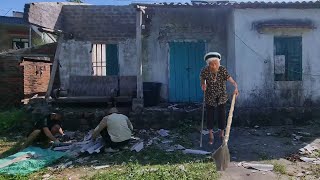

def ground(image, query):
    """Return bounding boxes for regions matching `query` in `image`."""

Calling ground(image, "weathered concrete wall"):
[24,2,87,30]
[25,2,65,29]
[118,38,138,76]
[58,40,92,90]
[143,8,231,100]
[226,10,236,96]
[234,9,320,108]
[61,5,136,42]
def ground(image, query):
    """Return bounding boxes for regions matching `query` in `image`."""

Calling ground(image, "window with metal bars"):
[92,44,119,76]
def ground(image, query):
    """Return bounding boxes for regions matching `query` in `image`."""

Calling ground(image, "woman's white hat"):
[204,52,221,61]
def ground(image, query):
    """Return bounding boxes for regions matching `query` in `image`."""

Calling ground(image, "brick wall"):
[62,5,136,42]
[21,60,51,98]
[0,58,24,107]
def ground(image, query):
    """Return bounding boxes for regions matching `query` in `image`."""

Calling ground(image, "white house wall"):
[234,9,320,108]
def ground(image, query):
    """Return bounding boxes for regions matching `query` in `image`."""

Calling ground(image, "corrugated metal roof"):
[134,1,320,8]
[0,16,28,26]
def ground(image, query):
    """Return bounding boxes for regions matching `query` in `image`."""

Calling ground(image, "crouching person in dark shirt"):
[23,112,64,148]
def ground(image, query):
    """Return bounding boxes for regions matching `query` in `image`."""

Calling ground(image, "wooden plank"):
[55,96,111,103]
[69,76,118,96]
[45,35,63,100]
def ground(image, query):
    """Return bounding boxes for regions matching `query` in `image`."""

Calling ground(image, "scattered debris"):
[266,133,271,136]
[168,104,179,110]
[64,131,76,139]
[146,140,153,146]
[165,144,185,152]
[254,125,259,128]
[131,142,144,152]
[90,160,99,164]
[296,172,304,177]
[297,132,311,136]
[75,157,90,164]
[182,149,211,155]
[162,140,173,144]
[42,174,50,178]
[93,165,110,170]
[299,144,317,154]
[178,165,186,172]
[300,157,317,163]
[53,145,73,151]
[57,161,73,169]
[174,144,185,150]
[158,129,169,137]
[185,107,201,113]
[242,163,274,172]
[202,130,209,135]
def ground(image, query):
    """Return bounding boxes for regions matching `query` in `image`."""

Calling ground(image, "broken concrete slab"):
[300,157,317,163]
[242,163,274,172]
[158,129,169,137]
[131,142,144,152]
[299,144,317,154]
[93,165,110,170]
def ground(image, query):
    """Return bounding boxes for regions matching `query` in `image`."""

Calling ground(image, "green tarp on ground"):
[0,146,65,175]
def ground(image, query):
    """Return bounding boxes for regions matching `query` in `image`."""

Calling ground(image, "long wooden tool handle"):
[200,91,205,148]
[224,94,236,144]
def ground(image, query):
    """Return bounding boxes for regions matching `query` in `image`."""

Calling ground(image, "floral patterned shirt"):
[200,66,231,106]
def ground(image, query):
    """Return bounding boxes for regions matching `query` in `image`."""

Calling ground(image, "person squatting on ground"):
[23,111,65,148]
[92,107,133,153]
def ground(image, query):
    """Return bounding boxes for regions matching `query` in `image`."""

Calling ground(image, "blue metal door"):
[169,42,205,102]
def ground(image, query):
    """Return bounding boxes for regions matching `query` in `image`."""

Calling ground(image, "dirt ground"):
[192,125,320,180]
[0,124,319,180]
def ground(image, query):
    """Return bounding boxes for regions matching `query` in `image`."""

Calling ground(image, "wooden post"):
[136,6,143,99]
[45,35,63,101]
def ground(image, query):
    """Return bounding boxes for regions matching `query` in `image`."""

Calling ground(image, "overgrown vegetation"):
[309,164,320,178]
[272,162,287,175]
[0,109,29,134]
[83,147,218,180]
[87,162,218,180]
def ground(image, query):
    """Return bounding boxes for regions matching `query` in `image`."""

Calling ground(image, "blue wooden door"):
[169,42,205,102]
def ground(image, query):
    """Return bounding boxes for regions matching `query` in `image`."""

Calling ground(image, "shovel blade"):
[212,144,230,171]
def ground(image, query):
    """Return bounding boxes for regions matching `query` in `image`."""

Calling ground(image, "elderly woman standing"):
[200,52,239,144]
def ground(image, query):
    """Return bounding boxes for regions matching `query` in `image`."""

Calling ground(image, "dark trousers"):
[101,129,130,149]
[206,103,226,130]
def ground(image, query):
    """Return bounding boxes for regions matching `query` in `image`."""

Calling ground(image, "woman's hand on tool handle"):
[233,88,239,97]
[201,83,207,92]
